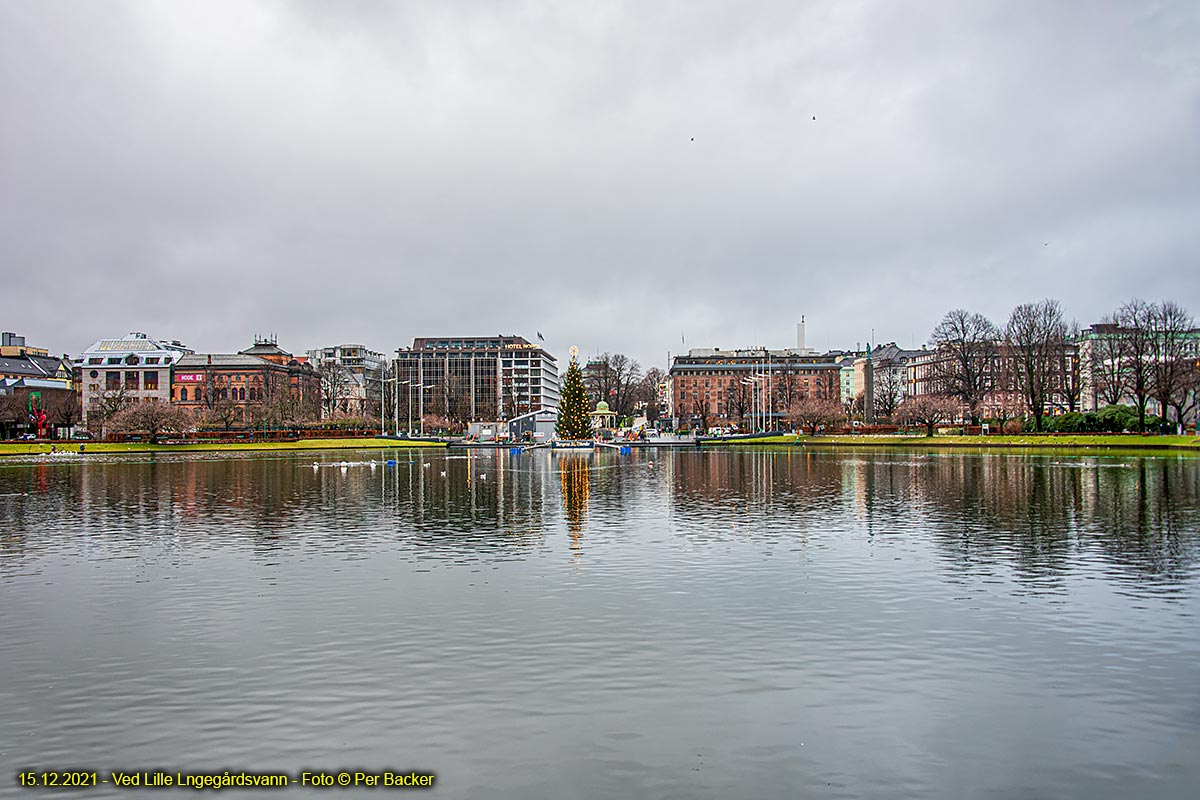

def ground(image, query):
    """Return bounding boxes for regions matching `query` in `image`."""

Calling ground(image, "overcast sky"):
[2,0,1197,368]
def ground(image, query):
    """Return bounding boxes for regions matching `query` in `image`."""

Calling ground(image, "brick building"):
[669,348,842,432]
[172,338,320,426]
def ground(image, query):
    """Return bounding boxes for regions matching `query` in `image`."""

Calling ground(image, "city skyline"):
[3,2,1198,369]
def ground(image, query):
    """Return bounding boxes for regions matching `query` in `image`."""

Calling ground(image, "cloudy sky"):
[2,1,1197,368]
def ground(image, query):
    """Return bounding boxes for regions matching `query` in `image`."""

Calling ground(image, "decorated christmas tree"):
[556,352,591,440]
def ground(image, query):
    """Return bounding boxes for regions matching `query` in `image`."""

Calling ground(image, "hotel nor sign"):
[176,373,205,382]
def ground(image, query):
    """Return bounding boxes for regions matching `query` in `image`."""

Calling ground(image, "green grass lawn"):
[0,437,447,457]
[707,433,1200,450]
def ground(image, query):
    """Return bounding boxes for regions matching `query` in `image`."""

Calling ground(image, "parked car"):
[18,433,37,440]
[71,432,94,440]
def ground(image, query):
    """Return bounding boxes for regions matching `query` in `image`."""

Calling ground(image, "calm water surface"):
[1,448,1198,799]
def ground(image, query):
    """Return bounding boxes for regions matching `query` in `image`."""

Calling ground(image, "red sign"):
[176,373,205,382]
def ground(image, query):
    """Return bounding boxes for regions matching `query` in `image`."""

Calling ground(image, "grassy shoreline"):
[0,437,446,457]
[705,433,1200,451]
[4,434,1198,457]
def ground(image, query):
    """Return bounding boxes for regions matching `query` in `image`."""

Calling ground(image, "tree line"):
[924,298,1197,432]
[583,353,666,423]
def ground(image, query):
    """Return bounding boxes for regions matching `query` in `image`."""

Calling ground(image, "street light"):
[743,376,761,432]
[400,381,415,438]
[418,382,436,438]
[381,368,405,437]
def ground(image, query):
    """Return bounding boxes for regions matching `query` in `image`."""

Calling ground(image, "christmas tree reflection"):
[559,455,591,561]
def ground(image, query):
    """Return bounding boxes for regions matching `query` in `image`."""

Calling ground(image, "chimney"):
[796,316,806,351]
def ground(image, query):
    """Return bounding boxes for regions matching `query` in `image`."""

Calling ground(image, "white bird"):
[480,474,487,480]
[440,471,447,476]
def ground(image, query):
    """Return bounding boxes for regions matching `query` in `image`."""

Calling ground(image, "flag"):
[537,331,544,341]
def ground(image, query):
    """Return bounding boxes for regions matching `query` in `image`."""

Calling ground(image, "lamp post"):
[380,365,387,436]
[743,376,761,432]
[400,380,411,437]
[418,383,435,438]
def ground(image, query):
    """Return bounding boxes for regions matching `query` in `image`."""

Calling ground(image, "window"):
[125,371,140,390]
[88,357,102,365]
[145,357,159,365]
[180,387,189,402]
[144,371,158,391]
[106,372,121,390]
[106,357,120,365]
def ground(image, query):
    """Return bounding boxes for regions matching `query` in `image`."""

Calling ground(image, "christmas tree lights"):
[556,353,591,440]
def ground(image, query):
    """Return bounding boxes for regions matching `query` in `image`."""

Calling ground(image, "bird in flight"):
[812,116,816,121]
[691,137,694,141]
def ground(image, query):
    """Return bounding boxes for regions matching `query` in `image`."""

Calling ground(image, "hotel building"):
[394,335,559,427]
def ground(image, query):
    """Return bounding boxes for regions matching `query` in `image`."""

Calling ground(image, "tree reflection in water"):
[668,449,1200,593]
[558,455,591,562]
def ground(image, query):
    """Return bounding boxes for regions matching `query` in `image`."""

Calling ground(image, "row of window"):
[175,386,260,402]
[88,355,165,366]
[101,371,159,391]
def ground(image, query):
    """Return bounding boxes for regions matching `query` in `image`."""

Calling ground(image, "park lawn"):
[0,438,447,457]
[709,433,1200,450]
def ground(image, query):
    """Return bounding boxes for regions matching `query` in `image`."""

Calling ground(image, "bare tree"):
[897,394,959,437]
[500,375,519,421]
[775,370,800,413]
[991,354,1024,434]
[1117,298,1156,431]
[1005,299,1068,432]
[202,396,243,431]
[585,353,643,419]
[1149,300,1196,427]
[319,363,352,418]
[873,364,904,420]
[725,380,751,428]
[0,394,26,438]
[1171,362,1200,428]
[445,374,473,429]
[1088,315,1128,408]
[787,395,845,435]
[689,396,711,434]
[88,385,131,436]
[47,390,82,434]
[929,309,999,424]
[636,367,667,423]
[1054,320,1082,413]
[109,400,193,443]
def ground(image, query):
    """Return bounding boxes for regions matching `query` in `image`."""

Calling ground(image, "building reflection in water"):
[558,454,591,563]
[2,449,1197,595]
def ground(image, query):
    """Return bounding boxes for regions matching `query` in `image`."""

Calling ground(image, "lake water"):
[1,447,1198,799]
